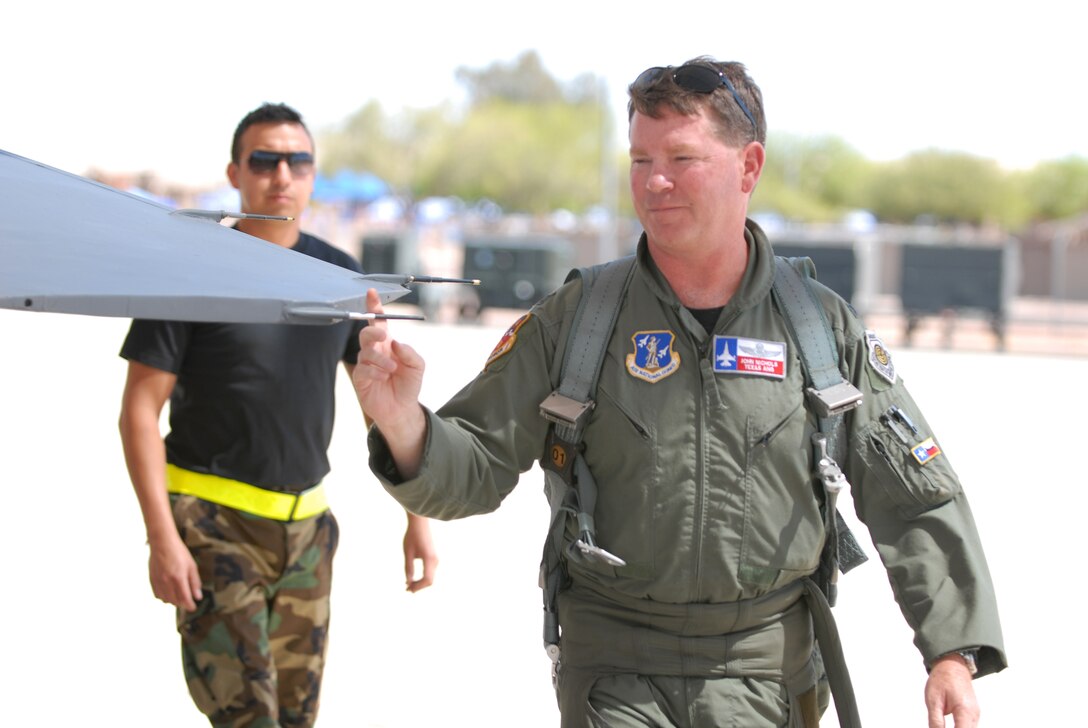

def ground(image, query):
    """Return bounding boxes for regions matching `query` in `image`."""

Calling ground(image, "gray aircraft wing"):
[0,149,422,325]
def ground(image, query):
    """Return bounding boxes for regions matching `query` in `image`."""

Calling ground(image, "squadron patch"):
[865,330,897,385]
[626,330,681,383]
[911,436,943,465]
[713,336,787,379]
[485,314,531,369]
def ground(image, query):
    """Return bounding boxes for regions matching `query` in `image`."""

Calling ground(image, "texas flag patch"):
[713,336,787,379]
[911,437,942,465]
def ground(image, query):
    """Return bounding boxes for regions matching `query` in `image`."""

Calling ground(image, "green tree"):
[416,99,604,213]
[456,51,563,105]
[320,51,611,213]
[317,56,1088,230]
[411,51,610,212]
[753,133,874,221]
[318,100,454,193]
[867,150,1010,225]
[1021,156,1088,221]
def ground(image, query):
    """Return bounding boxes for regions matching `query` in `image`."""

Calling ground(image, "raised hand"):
[353,288,428,478]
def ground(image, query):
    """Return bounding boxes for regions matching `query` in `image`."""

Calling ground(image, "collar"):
[634,218,776,320]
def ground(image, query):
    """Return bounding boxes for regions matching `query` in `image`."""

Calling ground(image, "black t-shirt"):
[688,306,724,335]
[120,232,366,492]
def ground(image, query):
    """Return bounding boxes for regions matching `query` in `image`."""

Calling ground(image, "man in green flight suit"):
[349,57,1006,727]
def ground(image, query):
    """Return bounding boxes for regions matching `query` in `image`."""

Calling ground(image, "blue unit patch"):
[626,330,681,383]
[713,336,787,379]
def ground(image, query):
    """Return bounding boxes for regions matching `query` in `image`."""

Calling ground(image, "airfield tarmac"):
[1,306,1082,727]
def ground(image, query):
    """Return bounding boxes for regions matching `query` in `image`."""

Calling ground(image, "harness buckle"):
[573,537,627,567]
[546,643,561,689]
[805,381,863,418]
[812,433,848,496]
[540,391,594,429]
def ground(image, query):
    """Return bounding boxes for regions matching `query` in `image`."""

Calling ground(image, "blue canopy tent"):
[312,169,389,205]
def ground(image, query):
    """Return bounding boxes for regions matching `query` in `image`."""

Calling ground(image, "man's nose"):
[272,160,293,182]
[646,171,672,193]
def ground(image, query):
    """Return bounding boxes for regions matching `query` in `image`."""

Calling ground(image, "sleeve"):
[367,288,573,521]
[119,319,192,374]
[343,319,365,365]
[310,238,367,365]
[838,316,1007,678]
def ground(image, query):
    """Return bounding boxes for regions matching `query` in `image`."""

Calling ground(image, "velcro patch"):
[866,330,896,385]
[713,336,787,379]
[485,314,531,369]
[911,436,942,465]
[625,330,681,383]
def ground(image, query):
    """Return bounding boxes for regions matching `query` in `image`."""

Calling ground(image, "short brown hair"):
[627,56,766,147]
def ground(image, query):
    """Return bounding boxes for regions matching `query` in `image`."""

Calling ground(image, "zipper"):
[869,432,929,512]
[690,307,740,598]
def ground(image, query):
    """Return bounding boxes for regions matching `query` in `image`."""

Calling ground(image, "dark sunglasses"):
[633,64,757,133]
[246,150,315,175]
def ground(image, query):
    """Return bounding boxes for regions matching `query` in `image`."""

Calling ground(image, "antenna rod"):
[170,209,294,223]
[361,274,481,286]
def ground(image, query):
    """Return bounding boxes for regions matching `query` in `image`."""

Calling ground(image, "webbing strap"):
[772,257,842,391]
[771,256,868,580]
[553,256,637,442]
[541,257,637,650]
[802,578,863,728]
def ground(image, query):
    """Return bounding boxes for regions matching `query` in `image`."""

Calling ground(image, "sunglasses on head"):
[633,63,757,133]
[246,150,315,175]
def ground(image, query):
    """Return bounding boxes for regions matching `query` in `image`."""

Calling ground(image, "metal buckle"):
[573,538,627,567]
[546,643,561,689]
[812,434,848,496]
[805,381,863,418]
[539,391,594,429]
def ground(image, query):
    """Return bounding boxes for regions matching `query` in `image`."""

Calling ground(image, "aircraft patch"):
[911,436,942,465]
[485,314,530,369]
[866,330,896,385]
[626,330,681,383]
[713,336,787,379]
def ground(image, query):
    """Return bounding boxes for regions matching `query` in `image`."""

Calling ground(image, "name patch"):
[713,336,787,379]
[626,330,681,383]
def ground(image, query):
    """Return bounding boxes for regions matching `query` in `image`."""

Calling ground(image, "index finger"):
[359,288,425,326]
[366,287,386,316]
[363,288,390,336]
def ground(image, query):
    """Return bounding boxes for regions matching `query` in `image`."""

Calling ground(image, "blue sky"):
[4,0,1083,187]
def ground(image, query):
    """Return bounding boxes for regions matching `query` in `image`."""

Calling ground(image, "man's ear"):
[741,141,765,195]
[226,161,240,190]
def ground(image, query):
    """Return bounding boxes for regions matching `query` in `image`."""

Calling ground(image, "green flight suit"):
[368,220,1006,727]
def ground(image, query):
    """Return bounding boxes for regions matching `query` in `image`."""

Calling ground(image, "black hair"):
[230,103,312,163]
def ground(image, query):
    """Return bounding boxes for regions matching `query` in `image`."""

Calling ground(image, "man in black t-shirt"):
[119,103,438,728]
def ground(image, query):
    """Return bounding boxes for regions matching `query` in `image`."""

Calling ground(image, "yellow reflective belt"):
[166,464,328,521]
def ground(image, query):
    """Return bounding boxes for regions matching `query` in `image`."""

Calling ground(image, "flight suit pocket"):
[740,407,824,590]
[859,421,961,518]
[577,385,656,580]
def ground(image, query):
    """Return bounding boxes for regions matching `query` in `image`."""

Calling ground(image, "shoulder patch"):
[486,314,531,369]
[865,330,896,385]
[625,330,681,383]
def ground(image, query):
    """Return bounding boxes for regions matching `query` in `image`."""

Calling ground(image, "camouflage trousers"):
[172,494,340,728]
